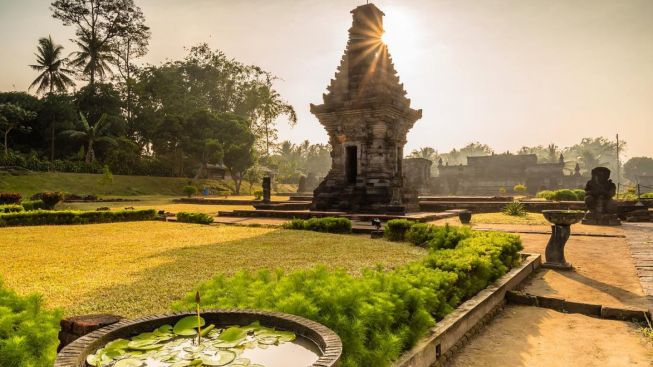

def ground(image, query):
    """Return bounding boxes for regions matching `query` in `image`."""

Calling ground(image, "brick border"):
[55,309,342,367]
[393,253,541,367]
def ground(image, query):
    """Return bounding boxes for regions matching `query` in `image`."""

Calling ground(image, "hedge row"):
[0,192,21,205]
[175,227,522,366]
[536,189,585,201]
[176,212,214,225]
[0,280,61,367]
[0,209,157,227]
[282,217,352,234]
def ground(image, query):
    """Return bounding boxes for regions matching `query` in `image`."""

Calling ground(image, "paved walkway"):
[623,223,653,297]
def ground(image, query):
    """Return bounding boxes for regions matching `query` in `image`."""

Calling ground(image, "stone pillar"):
[262,176,271,203]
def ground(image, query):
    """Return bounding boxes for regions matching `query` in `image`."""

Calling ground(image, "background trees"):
[0,104,37,156]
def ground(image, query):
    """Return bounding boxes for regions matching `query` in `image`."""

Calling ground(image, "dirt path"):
[448,305,652,367]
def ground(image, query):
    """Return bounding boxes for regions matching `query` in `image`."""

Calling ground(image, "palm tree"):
[29,36,75,94]
[29,35,75,162]
[61,112,116,163]
[69,33,114,86]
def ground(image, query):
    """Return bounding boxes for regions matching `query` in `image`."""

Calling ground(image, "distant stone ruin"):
[310,3,422,213]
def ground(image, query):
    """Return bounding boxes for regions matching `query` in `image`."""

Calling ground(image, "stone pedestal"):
[582,212,621,226]
[262,176,271,203]
[543,224,573,270]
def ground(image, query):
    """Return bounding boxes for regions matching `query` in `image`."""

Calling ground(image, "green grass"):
[0,171,239,197]
[59,196,255,214]
[0,222,426,318]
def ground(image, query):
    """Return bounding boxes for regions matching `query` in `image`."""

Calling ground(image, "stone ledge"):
[506,290,651,322]
[393,253,541,367]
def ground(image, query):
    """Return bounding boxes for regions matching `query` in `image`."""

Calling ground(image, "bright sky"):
[1,0,652,158]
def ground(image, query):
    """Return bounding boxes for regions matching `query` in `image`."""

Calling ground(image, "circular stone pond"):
[55,310,342,367]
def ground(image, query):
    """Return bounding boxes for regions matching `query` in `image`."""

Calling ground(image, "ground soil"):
[448,305,653,367]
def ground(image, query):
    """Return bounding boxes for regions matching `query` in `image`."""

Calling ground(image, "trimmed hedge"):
[384,219,415,241]
[0,192,21,205]
[0,280,61,367]
[176,212,214,225]
[20,200,47,211]
[175,227,522,367]
[536,189,585,201]
[0,209,157,227]
[0,204,23,213]
[282,217,352,234]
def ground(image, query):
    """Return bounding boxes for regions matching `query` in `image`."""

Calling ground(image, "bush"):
[535,190,554,200]
[182,185,197,198]
[535,189,584,201]
[176,212,214,225]
[502,201,527,216]
[405,223,437,247]
[0,204,23,213]
[513,184,527,193]
[0,209,157,227]
[384,219,416,241]
[282,217,352,234]
[0,192,21,205]
[20,200,47,211]
[498,187,507,194]
[38,192,64,210]
[642,192,653,199]
[0,280,61,367]
[551,189,578,201]
[254,190,263,200]
[572,189,586,201]
[174,230,522,367]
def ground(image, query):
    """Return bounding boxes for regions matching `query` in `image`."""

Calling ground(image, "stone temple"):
[310,3,422,213]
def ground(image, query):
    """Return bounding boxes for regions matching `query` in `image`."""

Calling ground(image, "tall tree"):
[29,35,76,161]
[61,112,116,163]
[29,36,75,95]
[0,103,37,156]
[51,0,147,85]
[112,6,149,129]
[623,157,653,183]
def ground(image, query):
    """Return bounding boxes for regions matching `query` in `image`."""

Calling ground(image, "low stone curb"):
[393,253,541,367]
[506,290,651,322]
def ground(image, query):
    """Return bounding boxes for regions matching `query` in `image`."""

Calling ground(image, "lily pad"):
[200,350,237,366]
[114,359,143,367]
[218,326,246,342]
[173,316,205,336]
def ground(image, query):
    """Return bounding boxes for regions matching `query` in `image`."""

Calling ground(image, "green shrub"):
[0,280,61,367]
[20,200,46,211]
[572,189,586,201]
[254,190,263,200]
[536,189,584,201]
[642,192,653,199]
[498,187,507,194]
[176,212,214,225]
[513,184,527,193]
[405,223,437,247]
[551,189,578,201]
[0,192,21,205]
[174,230,522,367]
[182,185,198,198]
[384,219,416,241]
[281,217,352,234]
[32,192,64,210]
[0,204,24,213]
[535,190,555,200]
[0,209,157,227]
[425,225,473,250]
[502,201,527,216]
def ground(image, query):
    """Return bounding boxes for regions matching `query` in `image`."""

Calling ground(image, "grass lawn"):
[430,212,549,226]
[0,171,297,197]
[59,196,256,214]
[471,212,549,225]
[0,222,425,318]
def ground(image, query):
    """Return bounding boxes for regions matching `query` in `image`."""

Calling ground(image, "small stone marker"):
[58,314,123,351]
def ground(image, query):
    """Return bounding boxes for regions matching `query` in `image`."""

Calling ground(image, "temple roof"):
[311,3,419,116]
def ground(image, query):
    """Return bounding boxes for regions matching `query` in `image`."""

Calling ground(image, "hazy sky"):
[1,0,652,158]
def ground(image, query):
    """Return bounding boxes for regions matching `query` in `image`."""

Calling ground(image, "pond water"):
[85,317,321,367]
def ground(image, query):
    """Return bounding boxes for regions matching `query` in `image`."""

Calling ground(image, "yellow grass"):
[429,212,549,226]
[0,222,425,318]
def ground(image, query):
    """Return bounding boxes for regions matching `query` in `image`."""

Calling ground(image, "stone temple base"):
[582,212,621,226]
